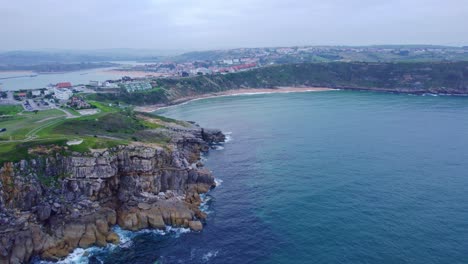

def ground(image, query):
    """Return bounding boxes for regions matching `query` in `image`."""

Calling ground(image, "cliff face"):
[0,126,225,263]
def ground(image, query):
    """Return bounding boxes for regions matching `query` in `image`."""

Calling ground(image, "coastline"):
[0,123,225,262]
[0,70,36,74]
[103,69,167,78]
[135,87,336,113]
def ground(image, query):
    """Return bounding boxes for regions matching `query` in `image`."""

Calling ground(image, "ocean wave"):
[114,225,191,241]
[200,194,215,214]
[37,248,88,264]
[224,132,233,143]
[35,245,111,264]
[213,145,225,150]
[214,178,223,187]
[202,250,219,262]
[165,226,191,238]
[35,225,192,264]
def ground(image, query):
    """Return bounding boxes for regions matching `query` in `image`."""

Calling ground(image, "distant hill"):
[0,49,174,66]
[3,45,467,68]
[92,61,468,105]
[167,45,468,64]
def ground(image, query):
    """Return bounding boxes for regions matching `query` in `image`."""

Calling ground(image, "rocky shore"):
[0,124,225,263]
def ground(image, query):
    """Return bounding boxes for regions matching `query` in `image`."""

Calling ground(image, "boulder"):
[147,212,165,230]
[78,224,97,248]
[106,232,120,244]
[201,129,226,144]
[137,202,152,210]
[188,221,203,231]
[37,205,52,221]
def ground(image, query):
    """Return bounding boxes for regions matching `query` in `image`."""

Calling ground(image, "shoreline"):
[135,87,336,113]
[103,69,167,77]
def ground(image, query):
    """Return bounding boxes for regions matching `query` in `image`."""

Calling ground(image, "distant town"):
[1,44,468,114]
[117,45,468,77]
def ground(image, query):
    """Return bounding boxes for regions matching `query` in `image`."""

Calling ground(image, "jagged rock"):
[147,212,165,230]
[195,210,208,220]
[137,203,151,210]
[106,232,120,244]
[79,224,97,248]
[37,205,51,221]
[188,220,203,231]
[202,128,226,144]
[0,125,224,263]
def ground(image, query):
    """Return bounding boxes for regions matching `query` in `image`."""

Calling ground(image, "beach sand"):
[135,87,336,112]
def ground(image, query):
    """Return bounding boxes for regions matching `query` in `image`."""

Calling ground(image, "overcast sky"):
[1,0,467,51]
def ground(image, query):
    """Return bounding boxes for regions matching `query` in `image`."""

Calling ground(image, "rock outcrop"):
[0,126,224,263]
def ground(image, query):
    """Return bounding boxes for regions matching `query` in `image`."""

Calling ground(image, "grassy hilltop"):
[0,102,184,163]
[91,61,468,106]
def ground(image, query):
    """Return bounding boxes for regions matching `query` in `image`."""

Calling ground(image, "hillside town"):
[1,45,468,114]
[115,45,468,77]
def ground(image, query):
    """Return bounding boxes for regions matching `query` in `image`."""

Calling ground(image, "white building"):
[31,90,42,97]
[104,82,118,88]
[53,88,73,100]
[89,80,102,87]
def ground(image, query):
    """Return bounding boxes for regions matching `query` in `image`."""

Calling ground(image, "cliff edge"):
[0,123,225,263]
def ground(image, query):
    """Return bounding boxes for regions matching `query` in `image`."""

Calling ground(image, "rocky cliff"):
[0,125,225,263]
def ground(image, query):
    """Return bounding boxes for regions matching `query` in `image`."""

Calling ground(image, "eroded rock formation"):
[0,126,224,263]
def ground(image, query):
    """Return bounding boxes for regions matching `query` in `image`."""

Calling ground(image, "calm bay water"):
[75,91,468,263]
[0,61,146,90]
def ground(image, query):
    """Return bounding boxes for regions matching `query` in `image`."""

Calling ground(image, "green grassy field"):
[0,105,23,115]
[0,101,176,163]
[0,109,66,140]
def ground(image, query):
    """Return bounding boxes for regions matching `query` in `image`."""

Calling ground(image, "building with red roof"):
[56,82,72,89]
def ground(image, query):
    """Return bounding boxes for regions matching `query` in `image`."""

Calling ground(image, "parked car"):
[0,128,6,133]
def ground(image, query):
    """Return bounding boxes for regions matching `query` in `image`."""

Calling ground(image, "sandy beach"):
[135,87,336,113]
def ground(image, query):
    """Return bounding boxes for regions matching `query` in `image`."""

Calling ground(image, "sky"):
[1,0,467,51]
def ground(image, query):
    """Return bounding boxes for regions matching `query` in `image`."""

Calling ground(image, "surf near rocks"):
[0,125,224,263]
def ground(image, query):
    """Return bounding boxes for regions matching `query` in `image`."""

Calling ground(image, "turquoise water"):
[81,91,468,263]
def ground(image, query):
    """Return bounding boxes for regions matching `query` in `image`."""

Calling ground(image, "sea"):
[37,90,468,264]
[0,61,147,91]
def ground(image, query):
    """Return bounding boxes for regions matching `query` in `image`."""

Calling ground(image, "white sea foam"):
[114,225,189,242]
[35,225,194,263]
[214,145,225,150]
[36,246,111,264]
[214,178,223,187]
[224,131,233,143]
[38,248,87,264]
[165,226,191,238]
[202,250,219,262]
[422,93,439,97]
[200,194,212,214]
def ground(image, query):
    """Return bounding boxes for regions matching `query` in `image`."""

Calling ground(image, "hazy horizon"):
[1,0,467,51]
